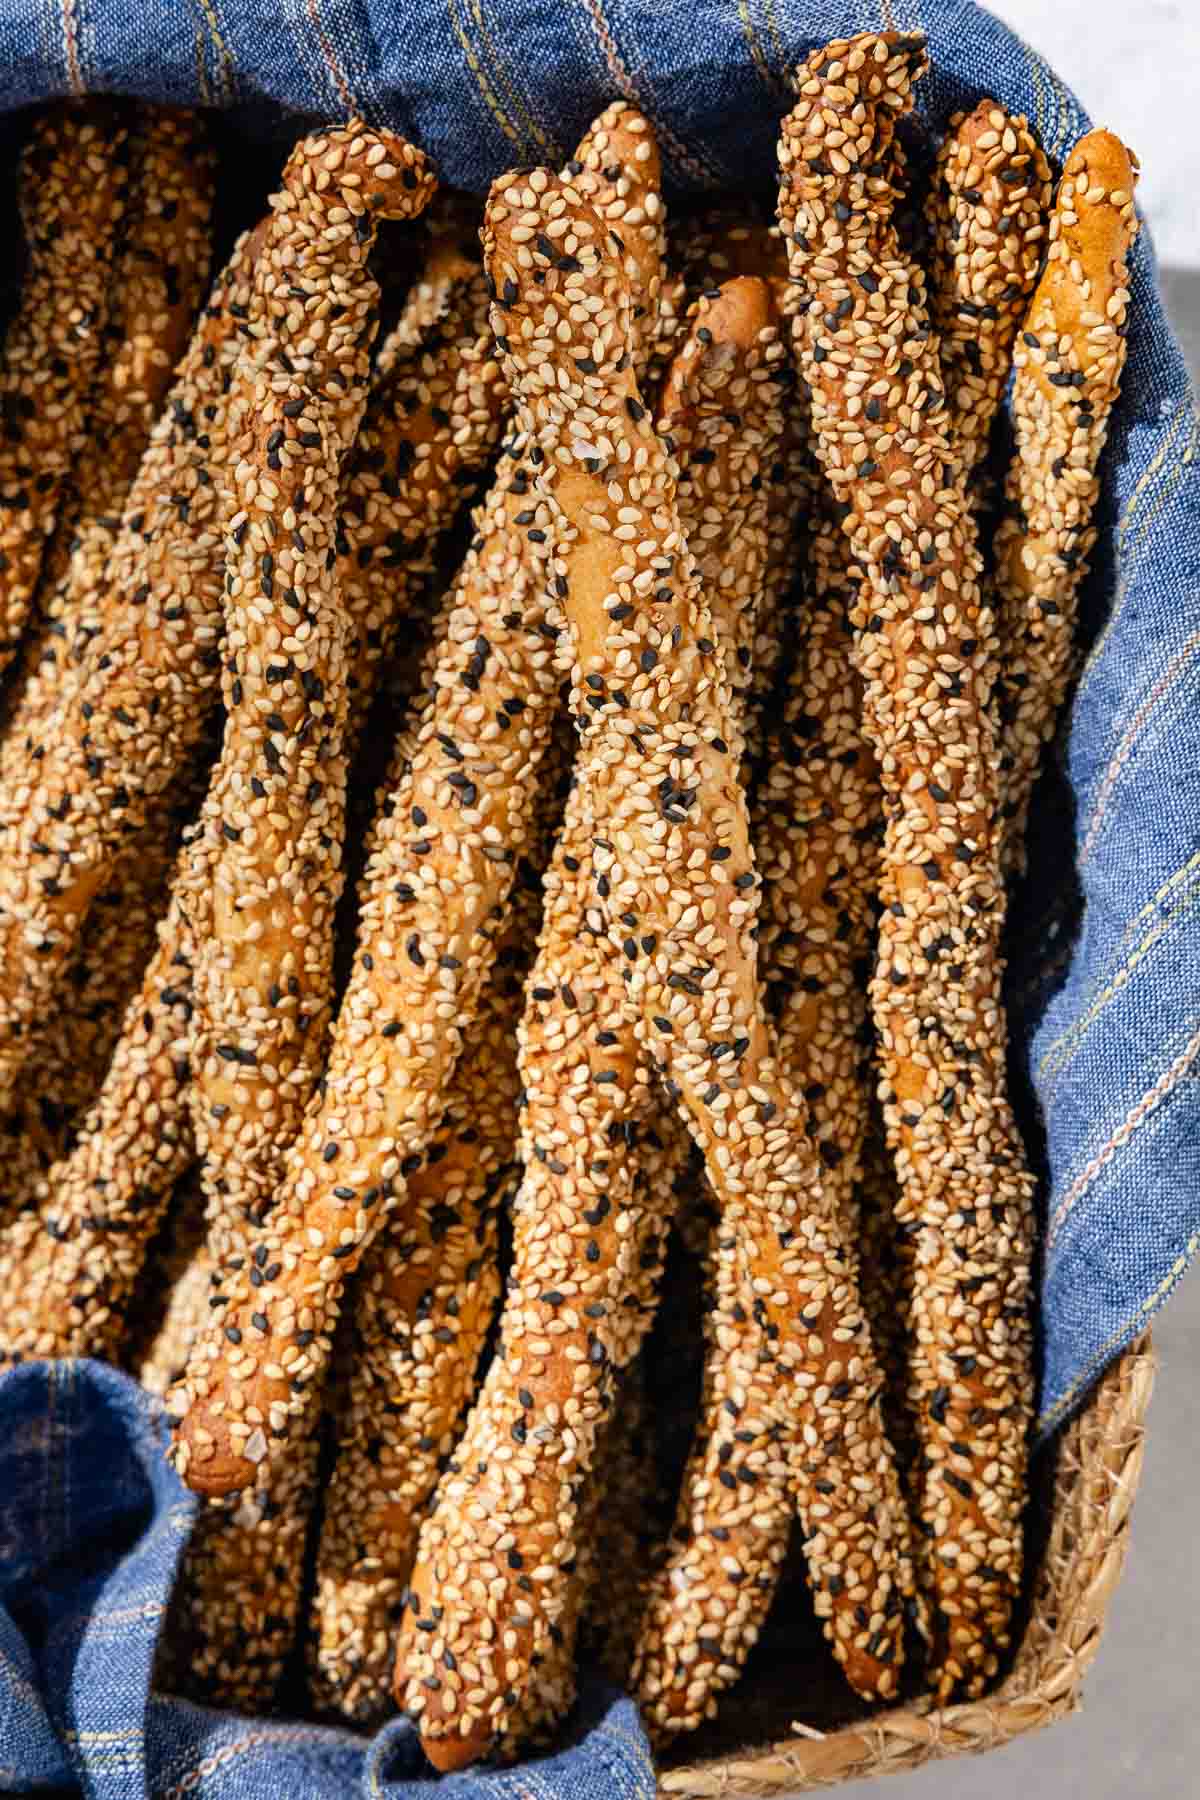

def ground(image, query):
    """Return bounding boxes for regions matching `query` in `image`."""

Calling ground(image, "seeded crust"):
[757,511,879,1231]
[0,103,131,673]
[336,240,503,732]
[6,108,216,743]
[0,759,209,1188]
[0,869,197,1364]
[0,215,271,1116]
[926,102,1051,483]
[169,438,562,1494]
[993,130,1138,868]
[395,276,790,1764]
[181,127,435,1259]
[779,31,1039,1700]
[393,107,676,1765]
[169,103,665,1508]
[473,166,912,1739]
[155,1407,324,1710]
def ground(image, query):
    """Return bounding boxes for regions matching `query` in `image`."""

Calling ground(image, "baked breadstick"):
[16,107,215,694]
[309,803,556,1722]
[155,1410,324,1710]
[926,101,1051,481]
[993,130,1138,866]
[0,870,197,1364]
[395,276,794,1764]
[182,127,435,1252]
[779,30,1039,1699]
[169,102,664,1506]
[337,237,503,728]
[757,511,879,1226]
[408,168,910,1754]
[168,445,562,1496]
[0,212,268,1114]
[1,771,202,1179]
[0,103,131,672]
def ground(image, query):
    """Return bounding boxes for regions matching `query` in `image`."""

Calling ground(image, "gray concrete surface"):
[830,269,1200,1800]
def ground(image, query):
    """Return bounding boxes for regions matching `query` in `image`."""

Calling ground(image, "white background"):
[990,0,1200,268]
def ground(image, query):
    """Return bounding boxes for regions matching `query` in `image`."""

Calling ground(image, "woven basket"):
[659,1335,1155,1796]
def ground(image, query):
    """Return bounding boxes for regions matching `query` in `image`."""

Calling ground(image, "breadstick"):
[169,102,665,1506]
[779,30,1039,1700]
[757,510,879,1228]
[993,131,1138,867]
[337,237,503,729]
[395,275,792,1764]
[16,105,215,694]
[182,127,435,1254]
[0,213,268,1114]
[1,768,203,1181]
[0,103,131,673]
[417,166,908,1752]
[168,444,562,1497]
[154,1410,323,1710]
[926,102,1051,482]
[0,870,197,1364]
[309,787,558,1722]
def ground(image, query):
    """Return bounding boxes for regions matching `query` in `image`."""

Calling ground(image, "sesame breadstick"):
[336,237,503,729]
[181,127,436,1258]
[0,212,267,1115]
[926,101,1051,483]
[0,870,197,1365]
[993,130,1138,867]
[779,31,1040,1700]
[486,168,912,1726]
[309,808,556,1723]
[2,772,202,1180]
[169,101,665,1506]
[20,108,215,666]
[0,103,131,673]
[154,1410,324,1709]
[434,170,910,1742]
[168,443,562,1497]
[757,510,879,1226]
[395,276,791,1766]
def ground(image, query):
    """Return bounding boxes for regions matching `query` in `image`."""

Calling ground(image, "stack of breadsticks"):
[0,32,1137,1763]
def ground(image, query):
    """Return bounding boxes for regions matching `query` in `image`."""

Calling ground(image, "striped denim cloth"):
[1,0,1197,1793]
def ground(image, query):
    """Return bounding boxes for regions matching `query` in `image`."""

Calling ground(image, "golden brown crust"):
[168,445,563,1497]
[309,771,562,1723]
[181,127,435,1260]
[0,103,132,672]
[779,30,1038,1701]
[926,100,1051,481]
[0,215,267,1115]
[993,130,1138,867]
[465,162,911,1740]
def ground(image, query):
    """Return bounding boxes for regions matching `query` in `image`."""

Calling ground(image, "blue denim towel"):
[0,1360,654,1798]
[0,0,1198,1790]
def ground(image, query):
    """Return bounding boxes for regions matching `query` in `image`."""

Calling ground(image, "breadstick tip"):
[1062,126,1139,197]
[281,122,437,222]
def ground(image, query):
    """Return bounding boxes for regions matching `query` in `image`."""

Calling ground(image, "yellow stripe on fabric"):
[446,0,526,150]
[193,0,236,106]
[737,0,780,97]
[1039,1229,1197,1435]
[467,0,560,158]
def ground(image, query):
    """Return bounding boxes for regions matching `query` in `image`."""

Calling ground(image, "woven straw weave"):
[661,1337,1155,1796]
